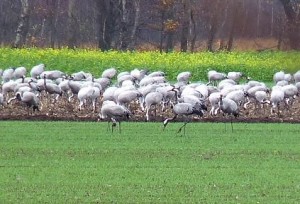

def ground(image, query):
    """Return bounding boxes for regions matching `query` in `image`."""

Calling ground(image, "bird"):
[93,77,111,90]
[270,86,285,115]
[2,67,15,83]
[12,91,40,114]
[208,92,221,116]
[30,64,45,79]
[0,93,4,107]
[227,72,245,83]
[177,71,191,83]
[273,71,285,84]
[43,74,62,101]
[102,68,117,79]
[41,70,65,80]
[1,80,18,100]
[225,90,247,108]
[13,67,27,79]
[144,91,164,121]
[254,90,270,114]
[78,85,101,111]
[99,101,131,133]
[219,94,239,132]
[208,70,227,86]
[163,102,207,136]
[67,76,82,102]
[293,71,300,83]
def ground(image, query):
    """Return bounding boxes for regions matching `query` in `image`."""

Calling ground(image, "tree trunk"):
[207,18,217,52]
[226,1,240,51]
[165,2,175,52]
[13,0,30,48]
[48,0,60,48]
[279,0,300,50]
[96,0,115,51]
[190,9,197,52]
[67,0,77,49]
[128,0,140,50]
[159,11,165,53]
[119,0,129,50]
[180,0,190,52]
[166,32,174,53]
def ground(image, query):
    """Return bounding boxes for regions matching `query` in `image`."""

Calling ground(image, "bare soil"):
[1,96,300,124]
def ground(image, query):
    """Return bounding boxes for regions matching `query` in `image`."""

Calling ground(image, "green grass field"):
[1,121,300,203]
[1,48,300,81]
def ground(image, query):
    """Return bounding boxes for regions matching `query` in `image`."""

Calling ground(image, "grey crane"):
[219,94,239,132]
[71,71,87,81]
[43,74,62,101]
[67,76,82,102]
[177,71,191,83]
[273,71,285,84]
[1,80,18,100]
[99,101,131,133]
[163,102,207,136]
[2,67,15,83]
[208,70,227,86]
[13,67,27,79]
[78,85,101,111]
[102,68,117,79]
[41,70,65,80]
[293,71,300,83]
[117,90,142,110]
[270,86,285,115]
[30,64,45,79]
[0,93,4,107]
[14,91,40,113]
[144,91,164,121]
[227,72,245,83]
[93,77,111,90]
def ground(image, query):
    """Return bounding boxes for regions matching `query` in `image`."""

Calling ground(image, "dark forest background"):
[0,0,299,51]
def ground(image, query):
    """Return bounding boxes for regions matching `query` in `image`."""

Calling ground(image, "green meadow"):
[0,121,299,203]
[1,48,300,81]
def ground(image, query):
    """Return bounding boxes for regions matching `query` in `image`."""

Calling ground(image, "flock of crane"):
[1,64,300,133]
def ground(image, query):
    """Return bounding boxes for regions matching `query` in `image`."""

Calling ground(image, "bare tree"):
[13,0,30,48]
[119,0,129,50]
[128,0,140,50]
[180,0,191,52]
[279,0,300,50]
[206,0,222,52]
[48,0,61,48]
[95,0,118,51]
[67,0,77,48]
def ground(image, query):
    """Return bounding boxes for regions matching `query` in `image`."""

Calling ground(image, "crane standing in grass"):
[219,94,239,132]
[163,102,207,136]
[99,101,131,133]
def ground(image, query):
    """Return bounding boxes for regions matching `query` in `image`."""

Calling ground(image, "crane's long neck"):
[172,89,179,104]
[163,114,177,130]
[28,80,33,89]
[44,76,47,87]
[219,95,223,106]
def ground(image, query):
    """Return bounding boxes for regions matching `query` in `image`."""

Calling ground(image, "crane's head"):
[16,92,22,101]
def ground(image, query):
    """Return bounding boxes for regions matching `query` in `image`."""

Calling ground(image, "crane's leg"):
[119,121,121,133]
[177,122,188,135]
[177,116,190,136]
[230,117,234,133]
[107,121,111,132]
[146,106,150,121]
[111,118,117,133]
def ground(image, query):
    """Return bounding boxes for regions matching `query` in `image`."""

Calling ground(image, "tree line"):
[0,0,299,51]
